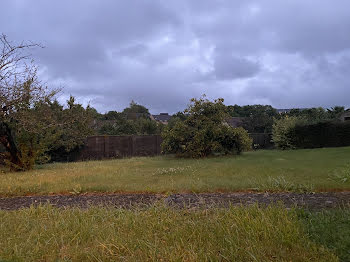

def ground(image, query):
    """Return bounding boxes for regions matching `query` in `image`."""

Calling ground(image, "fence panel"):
[79,135,162,160]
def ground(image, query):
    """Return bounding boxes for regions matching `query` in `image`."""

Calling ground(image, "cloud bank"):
[1,0,350,113]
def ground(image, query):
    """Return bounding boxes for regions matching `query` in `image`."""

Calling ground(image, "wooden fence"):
[79,135,162,160]
[77,133,273,161]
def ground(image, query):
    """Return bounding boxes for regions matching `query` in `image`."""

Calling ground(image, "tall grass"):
[0,204,337,262]
[1,147,350,196]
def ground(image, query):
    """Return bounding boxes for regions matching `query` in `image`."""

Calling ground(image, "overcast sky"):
[2,0,350,113]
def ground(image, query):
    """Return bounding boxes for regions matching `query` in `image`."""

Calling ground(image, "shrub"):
[161,97,252,157]
[272,116,304,149]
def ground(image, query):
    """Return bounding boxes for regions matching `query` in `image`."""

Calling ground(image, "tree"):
[103,111,123,120]
[272,116,305,149]
[327,106,345,119]
[97,116,161,136]
[161,96,252,158]
[281,107,331,123]
[227,104,278,133]
[47,96,94,162]
[0,34,57,170]
[122,100,150,115]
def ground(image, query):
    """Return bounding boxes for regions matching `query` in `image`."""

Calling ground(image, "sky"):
[1,0,350,113]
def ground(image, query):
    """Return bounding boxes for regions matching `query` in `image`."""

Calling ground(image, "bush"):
[272,116,304,149]
[161,97,252,157]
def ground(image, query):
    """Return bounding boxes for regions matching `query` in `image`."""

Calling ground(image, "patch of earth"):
[0,192,349,210]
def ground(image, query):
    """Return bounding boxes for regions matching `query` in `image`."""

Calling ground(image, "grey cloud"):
[1,0,350,113]
[213,52,260,80]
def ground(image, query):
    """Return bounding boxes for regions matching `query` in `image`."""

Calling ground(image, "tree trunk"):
[0,121,23,170]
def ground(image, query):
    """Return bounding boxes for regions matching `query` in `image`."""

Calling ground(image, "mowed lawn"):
[1,147,350,196]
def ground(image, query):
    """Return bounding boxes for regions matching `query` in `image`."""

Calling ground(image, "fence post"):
[129,136,134,156]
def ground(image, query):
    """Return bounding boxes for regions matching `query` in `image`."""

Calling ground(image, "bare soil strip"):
[0,192,349,210]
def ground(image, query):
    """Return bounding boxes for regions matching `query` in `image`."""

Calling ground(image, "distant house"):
[226,117,245,128]
[340,110,350,122]
[151,113,172,125]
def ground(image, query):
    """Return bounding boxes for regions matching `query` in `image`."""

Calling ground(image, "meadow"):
[1,147,350,196]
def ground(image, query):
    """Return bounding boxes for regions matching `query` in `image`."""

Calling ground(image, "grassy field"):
[1,147,350,196]
[0,204,341,262]
[298,208,350,262]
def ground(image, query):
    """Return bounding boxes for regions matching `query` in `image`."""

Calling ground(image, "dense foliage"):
[2,94,94,168]
[227,105,278,133]
[290,121,350,149]
[0,35,60,170]
[122,100,150,115]
[161,97,252,158]
[272,116,305,149]
[45,97,95,162]
[273,115,350,149]
[282,107,346,123]
[95,101,163,136]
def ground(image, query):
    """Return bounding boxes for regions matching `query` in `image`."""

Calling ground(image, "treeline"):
[94,103,349,139]
[1,92,348,170]
[169,105,347,134]
[228,105,347,133]
[93,101,163,136]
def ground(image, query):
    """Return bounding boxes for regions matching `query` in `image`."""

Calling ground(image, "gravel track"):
[1,192,350,210]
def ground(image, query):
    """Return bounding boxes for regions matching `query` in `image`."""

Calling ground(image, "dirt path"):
[0,192,349,210]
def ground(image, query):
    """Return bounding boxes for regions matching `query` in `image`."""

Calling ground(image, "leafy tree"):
[47,96,94,161]
[97,101,162,136]
[227,105,278,133]
[327,106,346,119]
[272,116,305,149]
[136,118,161,135]
[0,35,58,170]
[103,111,124,120]
[99,119,138,136]
[162,96,252,158]
[282,108,329,124]
[122,100,150,116]
[97,117,162,136]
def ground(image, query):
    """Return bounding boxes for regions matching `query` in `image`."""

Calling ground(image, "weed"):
[329,163,350,183]
[153,166,194,176]
[251,176,315,192]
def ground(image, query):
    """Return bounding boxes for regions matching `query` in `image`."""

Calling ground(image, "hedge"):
[289,121,350,149]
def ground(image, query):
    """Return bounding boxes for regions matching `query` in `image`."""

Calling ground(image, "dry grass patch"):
[0,204,337,262]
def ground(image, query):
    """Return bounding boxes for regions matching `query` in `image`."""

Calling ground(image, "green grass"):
[1,147,350,196]
[298,208,350,262]
[0,204,338,262]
